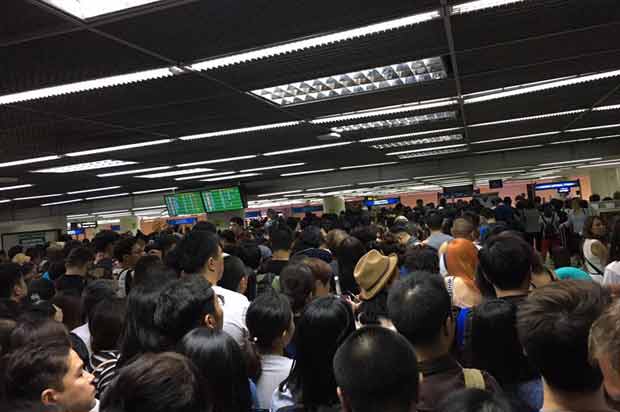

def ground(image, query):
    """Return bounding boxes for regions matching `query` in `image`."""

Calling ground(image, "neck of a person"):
[272,250,290,260]
[262,343,285,356]
[542,381,611,412]
[413,341,450,363]
[495,287,529,298]
[201,270,219,286]
[65,266,86,276]
[430,229,442,236]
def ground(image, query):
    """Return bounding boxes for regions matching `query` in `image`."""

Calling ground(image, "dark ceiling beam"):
[439,0,470,147]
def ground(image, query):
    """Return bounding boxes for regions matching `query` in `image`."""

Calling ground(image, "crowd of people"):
[1,193,620,412]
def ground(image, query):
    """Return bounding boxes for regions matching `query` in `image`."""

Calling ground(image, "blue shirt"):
[555,266,592,281]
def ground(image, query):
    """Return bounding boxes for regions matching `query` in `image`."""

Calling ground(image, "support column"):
[589,168,620,199]
[323,196,345,214]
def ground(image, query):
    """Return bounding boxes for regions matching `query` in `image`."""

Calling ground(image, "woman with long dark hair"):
[334,236,366,295]
[582,216,608,283]
[273,296,356,412]
[179,328,253,412]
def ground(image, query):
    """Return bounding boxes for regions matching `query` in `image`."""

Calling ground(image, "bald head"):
[451,218,474,240]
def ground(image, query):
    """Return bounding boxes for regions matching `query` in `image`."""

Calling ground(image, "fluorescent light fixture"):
[539,158,602,166]
[13,193,64,201]
[98,212,133,218]
[566,123,620,133]
[0,67,176,105]
[331,111,457,133]
[474,145,544,154]
[132,205,166,211]
[475,169,526,176]
[0,200,11,204]
[33,159,138,173]
[577,162,620,169]
[41,0,168,19]
[190,10,440,71]
[136,168,213,178]
[264,141,353,156]
[358,178,409,185]
[96,166,171,177]
[67,186,122,195]
[305,184,352,191]
[313,97,457,124]
[397,147,468,159]
[201,173,261,182]
[66,213,91,218]
[370,134,463,149]
[92,209,129,215]
[240,163,306,173]
[594,134,620,140]
[387,143,467,156]
[175,172,236,181]
[339,162,398,170]
[258,190,303,198]
[179,121,301,141]
[451,0,526,15]
[41,198,83,206]
[472,131,558,145]
[0,155,61,168]
[85,193,130,200]
[465,69,620,104]
[65,139,172,157]
[281,169,336,177]
[469,109,588,128]
[549,138,593,145]
[176,155,258,167]
[360,127,462,143]
[416,171,468,179]
[0,184,34,191]
[254,58,448,106]
[132,187,179,194]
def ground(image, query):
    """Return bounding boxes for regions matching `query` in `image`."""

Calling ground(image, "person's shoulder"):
[213,285,250,305]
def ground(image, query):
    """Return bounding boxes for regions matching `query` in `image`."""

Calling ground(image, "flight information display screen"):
[201,187,244,212]
[164,192,206,216]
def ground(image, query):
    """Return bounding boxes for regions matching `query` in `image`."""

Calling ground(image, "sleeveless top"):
[583,239,605,283]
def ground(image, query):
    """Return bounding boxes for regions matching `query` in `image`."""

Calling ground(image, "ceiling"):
[1,0,620,212]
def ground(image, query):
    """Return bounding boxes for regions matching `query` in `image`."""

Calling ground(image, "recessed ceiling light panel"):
[331,111,456,133]
[370,134,463,149]
[251,57,447,106]
[396,147,468,159]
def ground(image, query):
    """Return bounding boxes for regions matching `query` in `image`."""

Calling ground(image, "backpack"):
[255,272,277,296]
[541,215,558,239]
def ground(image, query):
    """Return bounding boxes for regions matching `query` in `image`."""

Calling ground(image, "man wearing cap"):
[353,249,399,328]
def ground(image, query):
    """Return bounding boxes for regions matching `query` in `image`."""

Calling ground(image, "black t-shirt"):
[56,275,86,296]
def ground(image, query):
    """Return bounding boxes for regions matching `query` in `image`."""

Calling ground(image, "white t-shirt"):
[72,322,92,356]
[212,285,250,345]
[256,354,293,409]
[604,261,620,285]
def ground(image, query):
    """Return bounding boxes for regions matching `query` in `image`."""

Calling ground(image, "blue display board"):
[167,217,198,225]
[535,180,580,191]
[364,198,400,207]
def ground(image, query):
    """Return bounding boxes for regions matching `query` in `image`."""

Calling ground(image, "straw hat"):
[354,249,399,300]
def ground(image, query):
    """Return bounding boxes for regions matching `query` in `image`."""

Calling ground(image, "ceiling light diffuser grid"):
[397,147,468,159]
[332,111,457,133]
[370,134,463,149]
[251,57,447,106]
[32,160,138,173]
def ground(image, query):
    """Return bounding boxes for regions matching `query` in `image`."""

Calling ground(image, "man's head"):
[65,247,94,274]
[100,352,210,412]
[388,272,453,351]
[93,230,120,256]
[229,216,244,237]
[590,300,620,400]
[154,277,223,349]
[0,263,27,302]
[451,218,474,240]
[172,231,223,279]
[3,335,95,412]
[517,280,611,394]
[114,237,144,269]
[334,326,419,412]
[479,233,533,292]
[270,226,294,253]
[390,225,411,245]
[428,213,443,231]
